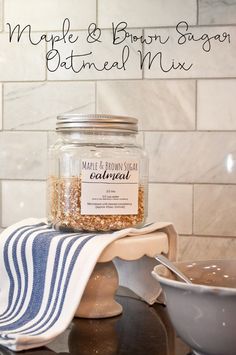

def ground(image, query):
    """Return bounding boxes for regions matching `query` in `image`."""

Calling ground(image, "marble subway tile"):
[47,131,57,148]
[145,132,236,183]
[0,132,47,179]
[98,0,197,27]
[4,82,95,130]
[137,132,144,147]
[148,183,192,235]
[143,26,236,78]
[179,235,236,261]
[1,180,46,227]
[47,30,142,80]
[194,184,236,237]
[5,0,96,31]
[199,0,236,25]
[198,79,236,130]
[0,34,45,81]
[97,80,195,130]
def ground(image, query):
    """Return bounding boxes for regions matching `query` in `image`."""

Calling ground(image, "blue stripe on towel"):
[34,233,97,335]
[0,228,95,334]
[0,219,163,351]
[12,230,60,323]
[17,233,88,334]
[22,233,95,335]
[0,229,63,330]
[0,229,60,324]
[0,223,47,319]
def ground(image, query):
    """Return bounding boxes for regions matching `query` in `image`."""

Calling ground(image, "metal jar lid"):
[56,114,138,133]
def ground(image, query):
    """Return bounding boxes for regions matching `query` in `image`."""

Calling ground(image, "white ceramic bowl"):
[152,259,236,355]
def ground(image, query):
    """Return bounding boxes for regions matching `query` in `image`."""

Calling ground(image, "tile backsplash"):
[98,0,197,27]
[1,180,46,227]
[97,80,196,130]
[198,0,236,25]
[1,0,236,260]
[4,82,95,130]
[4,0,96,31]
[0,33,45,81]
[144,26,236,79]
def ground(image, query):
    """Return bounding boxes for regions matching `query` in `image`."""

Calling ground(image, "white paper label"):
[80,159,139,215]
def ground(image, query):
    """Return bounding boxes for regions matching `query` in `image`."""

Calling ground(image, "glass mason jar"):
[47,114,149,232]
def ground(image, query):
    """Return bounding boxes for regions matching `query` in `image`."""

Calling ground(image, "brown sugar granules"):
[48,176,145,232]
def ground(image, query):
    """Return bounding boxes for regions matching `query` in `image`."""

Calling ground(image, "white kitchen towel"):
[0,218,177,351]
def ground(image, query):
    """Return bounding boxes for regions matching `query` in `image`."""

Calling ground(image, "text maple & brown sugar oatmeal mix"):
[47,114,149,232]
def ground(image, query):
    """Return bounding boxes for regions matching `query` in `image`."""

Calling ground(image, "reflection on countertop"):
[0,296,191,355]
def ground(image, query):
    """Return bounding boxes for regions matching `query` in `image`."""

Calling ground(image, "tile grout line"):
[148,182,236,186]
[0,78,236,83]
[192,184,195,235]
[180,233,236,239]
[195,80,198,130]
[196,0,199,26]
[5,129,236,133]
[0,179,235,186]
[45,40,48,81]
[0,179,47,182]
[96,0,98,24]
[142,28,144,80]
[2,0,4,32]
[95,81,97,113]
[1,83,3,130]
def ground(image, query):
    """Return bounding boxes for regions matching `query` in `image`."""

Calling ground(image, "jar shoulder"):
[50,140,147,158]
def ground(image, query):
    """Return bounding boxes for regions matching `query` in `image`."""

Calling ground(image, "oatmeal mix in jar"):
[47,114,149,232]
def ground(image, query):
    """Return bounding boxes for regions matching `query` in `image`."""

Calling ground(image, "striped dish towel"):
[0,218,177,351]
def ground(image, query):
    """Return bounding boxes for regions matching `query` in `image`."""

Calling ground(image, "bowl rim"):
[152,259,236,295]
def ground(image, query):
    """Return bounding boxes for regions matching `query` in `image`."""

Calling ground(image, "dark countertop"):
[0,296,192,355]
